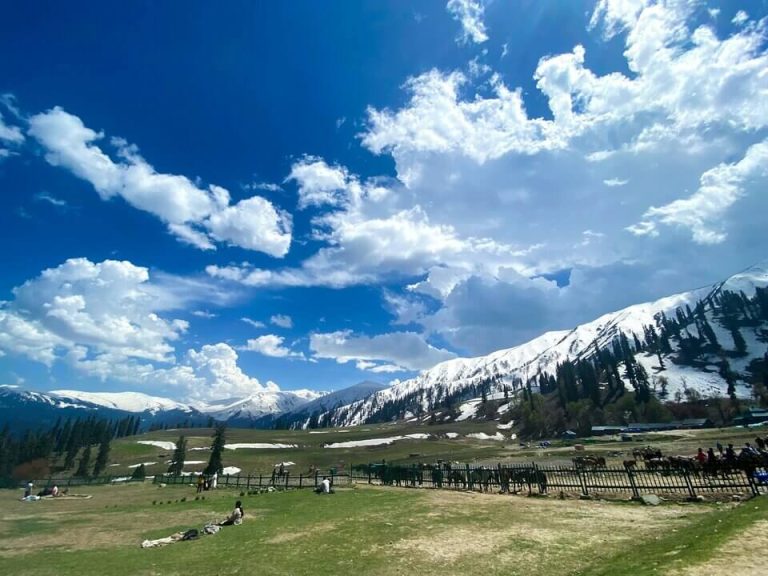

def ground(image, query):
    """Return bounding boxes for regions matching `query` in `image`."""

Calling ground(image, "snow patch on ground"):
[456,400,480,422]
[497,421,514,430]
[137,441,176,451]
[466,432,505,441]
[308,431,329,434]
[445,432,460,438]
[188,447,210,451]
[324,434,431,449]
[179,460,205,465]
[274,461,296,467]
[224,443,297,450]
[222,466,241,475]
[128,462,157,468]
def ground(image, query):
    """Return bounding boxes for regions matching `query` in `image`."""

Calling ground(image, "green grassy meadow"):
[1,480,766,576]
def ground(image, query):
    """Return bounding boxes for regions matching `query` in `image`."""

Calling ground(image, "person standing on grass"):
[211,471,218,489]
[197,475,204,493]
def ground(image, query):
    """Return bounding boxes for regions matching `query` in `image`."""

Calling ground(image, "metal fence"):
[22,461,766,500]
[347,462,766,500]
[152,471,350,490]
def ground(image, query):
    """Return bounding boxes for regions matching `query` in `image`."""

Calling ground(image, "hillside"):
[323,264,768,427]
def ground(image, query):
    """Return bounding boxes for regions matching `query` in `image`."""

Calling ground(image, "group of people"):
[693,436,768,468]
[22,482,62,500]
[196,472,218,493]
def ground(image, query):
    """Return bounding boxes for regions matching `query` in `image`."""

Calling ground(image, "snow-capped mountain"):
[195,388,324,422]
[287,381,387,415]
[50,390,193,414]
[327,264,768,426]
[0,385,132,431]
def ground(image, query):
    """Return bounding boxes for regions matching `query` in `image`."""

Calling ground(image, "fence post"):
[681,468,697,500]
[626,465,640,500]
[368,464,372,484]
[577,467,589,497]
[259,474,262,488]
[315,470,319,488]
[745,470,759,496]
[299,474,303,489]
[285,471,290,489]
[532,463,543,494]
[466,464,472,491]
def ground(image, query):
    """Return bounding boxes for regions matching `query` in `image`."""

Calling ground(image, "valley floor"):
[1,482,766,575]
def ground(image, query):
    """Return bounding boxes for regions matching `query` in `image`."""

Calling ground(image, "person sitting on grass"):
[314,476,334,494]
[219,500,244,526]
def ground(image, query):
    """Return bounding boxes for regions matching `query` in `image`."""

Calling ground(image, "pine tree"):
[75,445,92,477]
[204,423,226,476]
[92,435,111,477]
[730,327,747,355]
[168,435,187,476]
[131,463,146,480]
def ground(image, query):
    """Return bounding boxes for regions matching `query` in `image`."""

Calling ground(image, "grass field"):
[1,481,766,575]
[93,421,768,480]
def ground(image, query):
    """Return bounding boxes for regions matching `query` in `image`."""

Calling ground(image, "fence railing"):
[347,462,766,500]
[153,470,349,490]
[20,461,766,500]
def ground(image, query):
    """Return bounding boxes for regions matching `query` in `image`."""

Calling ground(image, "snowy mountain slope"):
[192,388,324,421]
[329,263,768,426]
[50,390,192,414]
[0,386,128,432]
[286,381,388,415]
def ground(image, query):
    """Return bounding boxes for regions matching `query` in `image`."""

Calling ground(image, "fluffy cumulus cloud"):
[446,0,488,44]
[0,259,277,401]
[243,334,304,359]
[286,157,350,209]
[628,139,768,243]
[309,330,456,371]
[184,343,279,399]
[0,258,186,367]
[27,108,291,256]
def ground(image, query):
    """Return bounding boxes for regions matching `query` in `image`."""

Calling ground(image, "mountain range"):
[2,263,767,432]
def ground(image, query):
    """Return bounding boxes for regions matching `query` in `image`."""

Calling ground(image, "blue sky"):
[1,1,767,402]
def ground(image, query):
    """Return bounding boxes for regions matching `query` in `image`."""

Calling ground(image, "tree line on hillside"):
[0,414,141,485]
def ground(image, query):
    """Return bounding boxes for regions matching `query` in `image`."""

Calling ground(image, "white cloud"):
[603,178,628,187]
[205,196,292,255]
[0,111,24,144]
[628,138,768,244]
[0,259,273,402]
[243,334,304,359]
[732,11,748,26]
[0,258,188,367]
[241,317,266,329]
[310,330,456,371]
[446,0,489,44]
[35,192,68,207]
[286,157,350,209]
[270,314,293,329]
[184,343,279,400]
[28,107,291,256]
[191,310,217,319]
[247,181,283,192]
[383,290,429,325]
